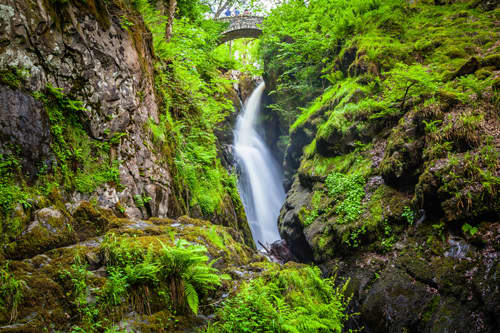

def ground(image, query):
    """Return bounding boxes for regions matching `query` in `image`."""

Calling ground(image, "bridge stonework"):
[217,16,264,44]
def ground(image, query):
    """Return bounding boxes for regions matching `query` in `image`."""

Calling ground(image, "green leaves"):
[325,172,366,224]
[101,235,222,315]
[135,0,240,216]
[208,265,349,332]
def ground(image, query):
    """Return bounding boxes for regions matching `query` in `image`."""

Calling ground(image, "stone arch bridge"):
[217,16,264,44]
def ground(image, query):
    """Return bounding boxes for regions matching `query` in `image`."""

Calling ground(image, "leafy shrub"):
[134,0,242,216]
[462,223,478,236]
[207,264,349,332]
[401,206,415,225]
[100,235,223,315]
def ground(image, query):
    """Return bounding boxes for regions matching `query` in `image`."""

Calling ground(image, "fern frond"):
[185,282,199,315]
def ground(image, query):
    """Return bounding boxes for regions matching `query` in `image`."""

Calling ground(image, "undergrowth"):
[206,264,350,333]
[133,0,242,216]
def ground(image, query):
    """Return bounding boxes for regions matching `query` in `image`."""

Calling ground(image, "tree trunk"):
[215,0,232,19]
[165,0,177,42]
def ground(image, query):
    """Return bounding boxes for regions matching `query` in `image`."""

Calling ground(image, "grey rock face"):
[277,176,314,262]
[0,86,52,178]
[0,0,172,218]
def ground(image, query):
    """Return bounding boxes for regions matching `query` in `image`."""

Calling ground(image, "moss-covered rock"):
[5,207,76,260]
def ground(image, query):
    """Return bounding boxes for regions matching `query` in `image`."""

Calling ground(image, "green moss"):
[481,53,500,68]
[0,262,26,323]
[0,153,32,245]
[0,67,29,90]
[33,84,122,195]
[300,148,372,179]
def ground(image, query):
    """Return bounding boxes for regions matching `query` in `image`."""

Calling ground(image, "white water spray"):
[234,82,285,248]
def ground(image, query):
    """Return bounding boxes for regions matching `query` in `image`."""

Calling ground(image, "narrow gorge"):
[0,0,498,332]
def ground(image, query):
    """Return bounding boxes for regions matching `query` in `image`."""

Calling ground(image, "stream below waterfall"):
[234,82,285,248]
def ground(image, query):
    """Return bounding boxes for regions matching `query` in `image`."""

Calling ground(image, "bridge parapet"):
[217,15,264,44]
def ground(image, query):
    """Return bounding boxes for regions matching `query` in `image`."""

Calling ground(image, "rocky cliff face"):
[261,1,500,331]
[0,0,172,219]
[0,0,262,330]
[0,0,253,241]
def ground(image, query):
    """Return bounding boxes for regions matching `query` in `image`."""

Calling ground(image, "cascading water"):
[234,82,286,248]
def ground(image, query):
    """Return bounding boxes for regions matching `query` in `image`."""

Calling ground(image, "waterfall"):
[234,82,285,248]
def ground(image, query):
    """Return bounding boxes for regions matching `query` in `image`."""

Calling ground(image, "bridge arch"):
[217,16,264,44]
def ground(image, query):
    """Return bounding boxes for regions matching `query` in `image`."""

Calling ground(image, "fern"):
[185,282,199,315]
[158,239,222,314]
[208,265,349,332]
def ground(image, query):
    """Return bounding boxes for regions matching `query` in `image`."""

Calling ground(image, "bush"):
[100,235,224,315]
[207,264,349,332]
[325,172,366,224]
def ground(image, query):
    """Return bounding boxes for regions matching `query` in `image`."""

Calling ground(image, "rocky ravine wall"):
[261,3,500,331]
[0,0,253,237]
[0,0,174,219]
[0,1,262,330]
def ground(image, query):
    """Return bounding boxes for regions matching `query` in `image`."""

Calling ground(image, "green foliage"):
[158,239,223,314]
[302,191,323,227]
[134,0,242,216]
[133,194,153,208]
[345,225,366,248]
[0,154,30,218]
[380,219,396,252]
[462,223,478,236]
[325,172,366,224]
[0,153,31,244]
[119,15,134,31]
[207,264,349,332]
[423,120,443,133]
[401,206,415,225]
[383,63,440,107]
[0,263,26,323]
[213,38,263,75]
[35,84,121,195]
[0,67,30,89]
[100,235,223,315]
[457,74,493,100]
[60,255,101,329]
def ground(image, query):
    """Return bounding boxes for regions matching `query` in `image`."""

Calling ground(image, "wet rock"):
[361,268,433,332]
[444,237,472,259]
[0,0,174,219]
[85,251,103,270]
[268,239,297,263]
[0,86,52,179]
[278,177,314,262]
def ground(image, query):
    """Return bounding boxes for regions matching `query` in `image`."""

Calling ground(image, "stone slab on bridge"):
[217,15,264,44]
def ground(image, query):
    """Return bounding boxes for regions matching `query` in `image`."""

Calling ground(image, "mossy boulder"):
[379,111,425,186]
[415,151,500,221]
[4,207,77,259]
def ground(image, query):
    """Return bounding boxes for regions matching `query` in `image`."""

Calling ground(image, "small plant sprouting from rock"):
[462,223,478,236]
[402,206,415,225]
[345,224,367,248]
[133,194,153,208]
[326,172,366,225]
